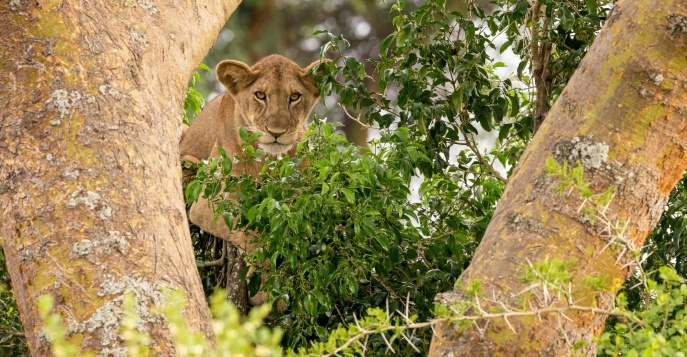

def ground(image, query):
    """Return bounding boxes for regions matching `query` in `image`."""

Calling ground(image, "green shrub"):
[188,118,473,354]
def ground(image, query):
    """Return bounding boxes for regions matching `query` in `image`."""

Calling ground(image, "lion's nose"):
[266,127,286,139]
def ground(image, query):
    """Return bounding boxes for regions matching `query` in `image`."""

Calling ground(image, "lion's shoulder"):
[179,93,236,163]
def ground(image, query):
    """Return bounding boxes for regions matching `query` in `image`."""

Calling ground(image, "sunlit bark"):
[430,0,687,355]
[0,0,240,354]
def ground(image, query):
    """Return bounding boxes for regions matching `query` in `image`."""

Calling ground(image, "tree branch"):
[338,104,378,130]
[319,302,642,357]
[458,120,508,183]
[199,239,227,268]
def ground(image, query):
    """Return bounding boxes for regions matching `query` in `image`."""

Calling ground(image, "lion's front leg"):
[188,197,260,253]
[189,198,275,307]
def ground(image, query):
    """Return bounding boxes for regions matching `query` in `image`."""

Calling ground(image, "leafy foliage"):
[498,0,612,97]
[316,1,526,180]
[38,290,283,357]
[521,256,576,286]
[183,63,212,126]
[621,174,687,310]
[598,267,687,357]
[0,239,26,357]
[188,119,470,354]
[163,290,283,356]
[187,0,687,355]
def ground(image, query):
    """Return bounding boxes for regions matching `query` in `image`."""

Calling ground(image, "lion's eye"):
[255,91,266,100]
[289,93,301,102]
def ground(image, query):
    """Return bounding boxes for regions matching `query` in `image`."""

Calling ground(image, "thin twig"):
[0,329,25,338]
[338,104,378,130]
[457,121,509,183]
[557,314,572,348]
[371,273,401,300]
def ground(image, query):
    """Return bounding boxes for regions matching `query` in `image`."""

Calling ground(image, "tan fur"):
[180,54,322,254]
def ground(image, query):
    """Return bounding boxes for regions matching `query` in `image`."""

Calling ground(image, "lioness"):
[180,54,322,258]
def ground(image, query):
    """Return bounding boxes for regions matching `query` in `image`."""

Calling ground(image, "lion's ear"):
[301,59,329,95]
[216,60,256,95]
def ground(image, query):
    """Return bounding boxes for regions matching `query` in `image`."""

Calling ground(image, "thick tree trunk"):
[0,0,240,355]
[430,0,687,355]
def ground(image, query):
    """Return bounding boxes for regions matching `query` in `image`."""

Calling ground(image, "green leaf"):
[304,293,318,316]
[380,34,396,55]
[216,146,227,159]
[390,0,404,12]
[246,206,257,223]
[357,64,367,80]
[498,123,512,142]
[424,269,444,280]
[345,275,358,295]
[222,212,234,231]
[239,127,249,142]
[315,325,328,338]
[451,87,464,113]
[509,93,520,117]
[478,112,493,131]
[184,181,200,202]
[248,131,263,143]
[373,234,390,252]
[584,0,598,15]
[462,122,479,135]
[318,167,331,181]
[499,38,513,54]
[221,157,232,175]
[517,59,527,80]
[491,104,504,123]
[464,21,475,44]
[341,188,355,204]
[512,0,529,20]
[329,150,340,165]
[545,157,559,174]
[396,29,408,47]
[364,209,381,216]
[247,273,262,297]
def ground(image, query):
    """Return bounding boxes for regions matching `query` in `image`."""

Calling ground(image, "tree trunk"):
[429,0,687,355]
[223,241,249,316]
[0,0,240,355]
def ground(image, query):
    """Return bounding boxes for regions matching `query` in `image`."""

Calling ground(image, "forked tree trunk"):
[430,0,687,355]
[0,0,239,354]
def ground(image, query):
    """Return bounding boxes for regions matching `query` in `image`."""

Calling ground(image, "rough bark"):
[429,0,687,355]
[0,0,240,355]
[224,242,249,315]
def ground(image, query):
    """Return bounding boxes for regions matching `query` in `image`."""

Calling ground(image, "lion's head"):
[216,55,323,156]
